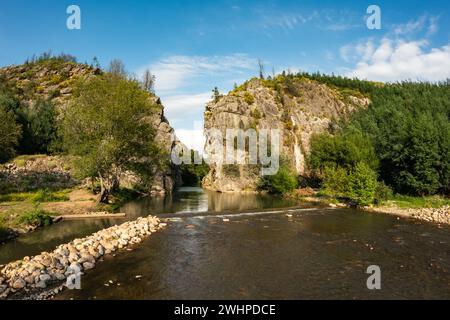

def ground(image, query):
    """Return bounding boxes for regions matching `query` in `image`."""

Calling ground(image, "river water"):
[1,187,449,299]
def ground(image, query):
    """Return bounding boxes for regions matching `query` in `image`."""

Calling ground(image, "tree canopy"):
[62,73,165,202]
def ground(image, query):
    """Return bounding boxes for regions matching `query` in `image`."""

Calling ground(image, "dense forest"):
[300,72,450,203]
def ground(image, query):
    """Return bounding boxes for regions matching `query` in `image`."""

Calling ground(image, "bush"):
[244,92,255,105]
[16,99,59,154]
[0,106,22,163]
[18,207,53,227]
[374,181,393,204]
[322,163,378,206]
[259,163,298,194]
[347,162,378,206]
[322,166,349,197]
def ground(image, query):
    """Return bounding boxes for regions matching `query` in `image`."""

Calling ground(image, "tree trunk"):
[97,173,120,204]
[98,175,108,203]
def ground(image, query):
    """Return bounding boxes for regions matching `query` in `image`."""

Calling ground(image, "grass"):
[17,206,54,227]
[12,154,48,167]
[0,189,70,203]
[385,194,450,209]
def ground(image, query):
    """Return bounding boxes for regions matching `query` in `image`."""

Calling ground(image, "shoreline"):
[364,205,450,226]
[0,215,166,300]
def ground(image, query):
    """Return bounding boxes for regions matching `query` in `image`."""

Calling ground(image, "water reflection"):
[0,187,299,265]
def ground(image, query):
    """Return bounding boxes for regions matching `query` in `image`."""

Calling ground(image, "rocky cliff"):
[0,59,181,194]
[202,76,370,193]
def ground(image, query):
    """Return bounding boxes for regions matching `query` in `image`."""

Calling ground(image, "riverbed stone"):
[0,215,163,300]
[83,262,95,270]
[12,278,26,290]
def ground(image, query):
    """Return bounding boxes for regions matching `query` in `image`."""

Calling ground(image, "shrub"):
[259,163,298,194]
[322,163,378,206]
[244,92,255,105]
[374,181,393,204]
[322,166,349,197]
[347,162,378,206]
[18,207,53,227]
[0,106,22,163]
[17,99,59,154]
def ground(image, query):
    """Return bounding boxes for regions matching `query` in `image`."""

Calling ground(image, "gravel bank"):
[0,215,166,300]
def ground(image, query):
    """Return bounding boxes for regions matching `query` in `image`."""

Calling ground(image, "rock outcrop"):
[203,76,370,193]
[0,60,182,194]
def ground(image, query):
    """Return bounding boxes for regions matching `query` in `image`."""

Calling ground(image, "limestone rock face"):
[203,77,369,193]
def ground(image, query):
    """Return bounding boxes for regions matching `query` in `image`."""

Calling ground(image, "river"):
[1,187,449,299]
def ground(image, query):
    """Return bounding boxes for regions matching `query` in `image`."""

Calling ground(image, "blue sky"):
[1,0,449,150]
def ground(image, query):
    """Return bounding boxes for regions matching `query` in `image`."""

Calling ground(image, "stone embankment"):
[0,215,166,299]
[367,205,450,226]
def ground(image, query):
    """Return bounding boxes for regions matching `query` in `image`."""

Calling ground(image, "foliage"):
[303,72,450,197]
[25,51,77,65]
[180,151,210,186]
[322,163,378,206]
[17,207,53,227]
[0,106,22,163]
[108,59,127,77]
[347,162,378,206]
[385,194,450,209]
[309,128,378,172]
[259,162,298,194]
[244,92,255,105]
[212,87,222,103]
[61,73,164,202]
[16,99,59,154]
[374,181,393,204]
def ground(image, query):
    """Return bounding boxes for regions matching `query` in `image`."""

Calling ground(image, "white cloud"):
[259,11,319,31]
[392,15,439,37]
[345,38,450,82]
[162,92,211,119]
[139,54,256,93]
[175,128,206,154]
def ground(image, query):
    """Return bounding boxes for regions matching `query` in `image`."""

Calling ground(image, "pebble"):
[0,215,165,300]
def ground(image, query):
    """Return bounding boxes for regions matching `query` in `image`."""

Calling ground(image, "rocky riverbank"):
[0,215,166,300]
[367,205,450,226]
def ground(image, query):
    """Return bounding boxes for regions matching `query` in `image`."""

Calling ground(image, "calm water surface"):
[1,188,449,299]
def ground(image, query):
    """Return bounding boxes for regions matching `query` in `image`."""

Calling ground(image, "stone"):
[24,275,36,284]
[0,215,164,299]
[82,262,95,270]
[39,274,51,282]
[12,278,26,290]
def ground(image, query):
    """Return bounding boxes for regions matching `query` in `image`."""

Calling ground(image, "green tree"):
[309,129,378,173]
[62,74,165,203]
[18,99,58,154]
[259,162,298,194]
[0,106,22,163]
[347,162,378,206]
